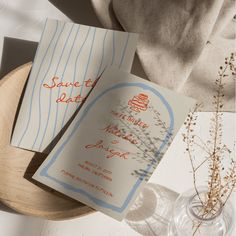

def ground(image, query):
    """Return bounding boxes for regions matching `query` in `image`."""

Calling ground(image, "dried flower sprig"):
[105,101,173,181]
[183,52,236,235]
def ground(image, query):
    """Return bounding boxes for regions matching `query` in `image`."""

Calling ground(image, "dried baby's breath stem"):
[149,104,174,142]
[119,104,158,151]
[193,135,212,153]
[111,101,173,180]
[184,103,203,205]
[183,52,236,236]
[222,159,236,207]
[205,54,235,218]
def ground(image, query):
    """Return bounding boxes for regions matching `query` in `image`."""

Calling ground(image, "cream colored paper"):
[11,19,138,152]
[33,67,196,220]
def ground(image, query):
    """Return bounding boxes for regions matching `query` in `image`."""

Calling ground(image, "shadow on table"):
[0,202,18,214]
[49,0,148,80]
[125,183,178,236]
[49,0,101,27]
[0,1,147,81]
[0,37,37,79]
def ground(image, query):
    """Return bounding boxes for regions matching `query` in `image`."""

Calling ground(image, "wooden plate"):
[0,63,94,220]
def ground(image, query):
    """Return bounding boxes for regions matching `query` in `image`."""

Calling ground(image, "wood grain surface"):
[0,63,94,220]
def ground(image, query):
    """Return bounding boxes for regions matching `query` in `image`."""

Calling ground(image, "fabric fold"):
[91,0,235,111]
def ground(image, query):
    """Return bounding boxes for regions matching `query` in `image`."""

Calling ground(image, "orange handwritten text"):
[81,161,113,181]
[43,76,94,89]
[101,124,138,144]
[42,76,96,104]
[111,110,149,128]
[61,169,113,197]
[56,92,85,104]
[85,140,129,160]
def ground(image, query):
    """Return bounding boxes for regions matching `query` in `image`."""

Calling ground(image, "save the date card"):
[33,67,196,220]
[11,19,138,153]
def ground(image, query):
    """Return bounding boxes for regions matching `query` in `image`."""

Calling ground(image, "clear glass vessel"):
[168,187,235,236]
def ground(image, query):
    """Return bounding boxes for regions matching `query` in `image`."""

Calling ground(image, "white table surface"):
[0,1,235,236]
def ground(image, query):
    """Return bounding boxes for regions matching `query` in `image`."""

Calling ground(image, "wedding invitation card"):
[11,19,138,152]
[33,67,196,220]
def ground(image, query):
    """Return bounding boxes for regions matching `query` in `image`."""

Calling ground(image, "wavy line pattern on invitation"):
[60,28,97,129]
[14,19,137,152]
[111,31,115,66]
[38,24,81,151]
[17,19,57,147]
[32,22,66,149]
[51,26,91,142]
[119,34,130,68]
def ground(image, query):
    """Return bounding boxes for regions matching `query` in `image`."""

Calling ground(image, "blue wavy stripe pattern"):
[60,28,96,129]
[38,23,77,151]
[95,30,108,80]
[32,22,64,149]
[111,31,115,65]
[119,33,130,68]
[77,27,97,99]
[52,26,92,140]
[18,22,132,151]
[49,25,74,139]
[17,19,57,146]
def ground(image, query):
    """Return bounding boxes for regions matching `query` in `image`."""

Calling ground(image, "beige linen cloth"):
[91,0,235,111]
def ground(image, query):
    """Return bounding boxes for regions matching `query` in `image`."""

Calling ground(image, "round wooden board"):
[0,63,94,220]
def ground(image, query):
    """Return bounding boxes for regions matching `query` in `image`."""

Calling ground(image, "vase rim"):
[187,189,223,222]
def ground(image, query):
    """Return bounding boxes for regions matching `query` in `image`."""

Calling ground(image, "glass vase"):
[168,187,235,236]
